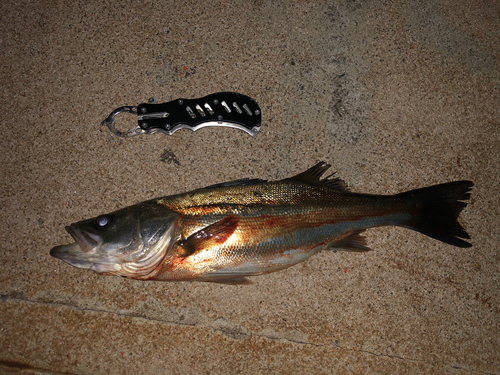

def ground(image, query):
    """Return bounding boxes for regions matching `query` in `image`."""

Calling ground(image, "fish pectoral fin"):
[327,230,372,252]
[179,215,240,256]
[199,275,255,285]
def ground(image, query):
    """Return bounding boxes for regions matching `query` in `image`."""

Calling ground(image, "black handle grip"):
[136,92,261,136]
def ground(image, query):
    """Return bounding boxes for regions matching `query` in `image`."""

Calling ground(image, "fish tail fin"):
[397,181,474,248]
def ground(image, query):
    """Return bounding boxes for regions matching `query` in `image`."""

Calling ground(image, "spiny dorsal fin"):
[287,162,348,191]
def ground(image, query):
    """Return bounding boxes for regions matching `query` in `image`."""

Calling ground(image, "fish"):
[50,162,473,285]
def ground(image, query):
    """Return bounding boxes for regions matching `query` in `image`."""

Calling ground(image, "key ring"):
[101,106,145,137]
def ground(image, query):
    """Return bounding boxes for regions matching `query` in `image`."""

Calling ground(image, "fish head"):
[50,202,179,278]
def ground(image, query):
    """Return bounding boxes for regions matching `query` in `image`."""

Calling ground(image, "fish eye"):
[96,215,110,228]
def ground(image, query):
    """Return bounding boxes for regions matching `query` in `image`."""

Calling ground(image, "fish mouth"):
[49,225,102,269]
[65,225,100,253]
[50,243,94,269]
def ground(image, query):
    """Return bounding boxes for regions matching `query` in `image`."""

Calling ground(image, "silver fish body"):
[50,162,473,284]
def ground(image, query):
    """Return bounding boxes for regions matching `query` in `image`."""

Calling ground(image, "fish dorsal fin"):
[201,178,267,190]
[287,162,348,191]
[177,216,240,257]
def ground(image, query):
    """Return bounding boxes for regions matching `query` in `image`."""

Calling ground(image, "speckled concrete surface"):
[1,0,499,374]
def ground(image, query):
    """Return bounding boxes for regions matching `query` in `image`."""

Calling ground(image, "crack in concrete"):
[0,360,78,375]
[352,349,495,375]
[1,295,497,375]
[442,362,496,375]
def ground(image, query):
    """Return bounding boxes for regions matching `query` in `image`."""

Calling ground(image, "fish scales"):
[152,185,413,281]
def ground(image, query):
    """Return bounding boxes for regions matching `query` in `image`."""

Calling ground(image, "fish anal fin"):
[288,161,348,191]
[179,215,240,256]
[328,230,372,252]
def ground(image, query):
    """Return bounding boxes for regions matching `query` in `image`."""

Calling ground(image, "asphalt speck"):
[160,149,180,165]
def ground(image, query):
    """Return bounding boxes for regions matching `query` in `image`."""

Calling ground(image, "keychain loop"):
[101,106,145,137]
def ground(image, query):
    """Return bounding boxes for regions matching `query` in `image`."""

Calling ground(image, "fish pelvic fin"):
[397,180,474,248]
[287,161,349,191]
[327,230,372,252]
[178,215,240,256]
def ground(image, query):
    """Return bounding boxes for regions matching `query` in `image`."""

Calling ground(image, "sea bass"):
[50,162,473,284]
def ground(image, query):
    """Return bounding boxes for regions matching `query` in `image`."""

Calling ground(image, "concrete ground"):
[1,0,499,374]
